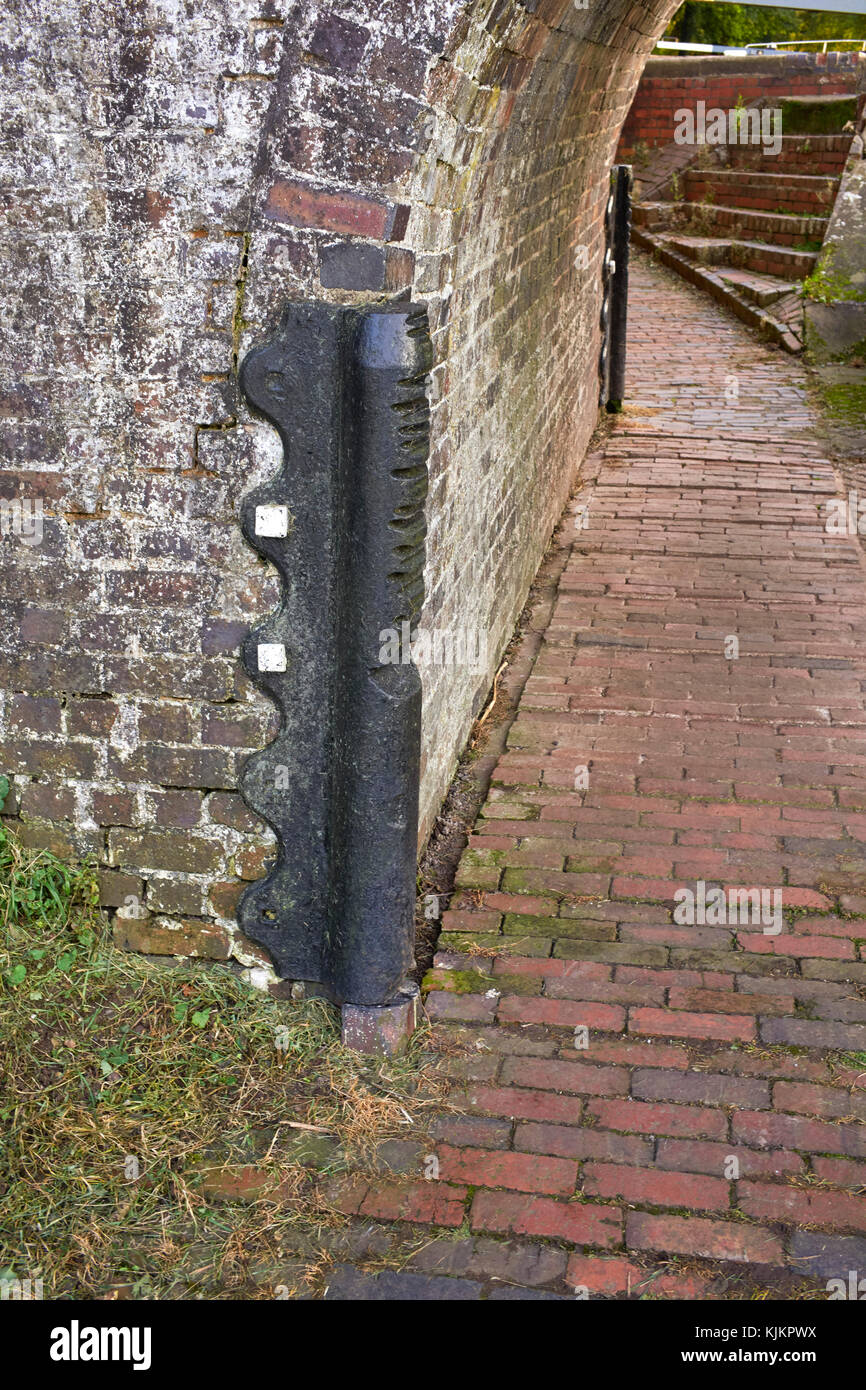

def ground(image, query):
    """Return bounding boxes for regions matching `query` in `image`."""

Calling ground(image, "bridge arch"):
[0,0,679,968]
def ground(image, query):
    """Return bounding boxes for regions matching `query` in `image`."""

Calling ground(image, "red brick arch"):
[0,0,679,973]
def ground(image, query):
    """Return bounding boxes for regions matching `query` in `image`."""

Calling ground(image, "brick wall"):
[0,0,677,989]
[618,51,863,158]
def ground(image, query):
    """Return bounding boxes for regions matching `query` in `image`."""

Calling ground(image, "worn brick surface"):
[397,253,866,1299]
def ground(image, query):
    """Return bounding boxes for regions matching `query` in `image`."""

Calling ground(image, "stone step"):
[728,133,852,176]
[715,268,799,308]
[634,201,828,250]
[662,234,817,281]
[631,224,804,354]
[682,169,839,219]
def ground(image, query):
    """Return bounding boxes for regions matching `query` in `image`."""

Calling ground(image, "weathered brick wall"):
[617,50,863,158]
[394,0,680,833]
[0,0,676,988]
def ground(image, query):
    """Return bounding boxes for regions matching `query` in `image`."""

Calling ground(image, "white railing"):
[746,39,866,52]
[656,38,866,56]
[656,41,751,54]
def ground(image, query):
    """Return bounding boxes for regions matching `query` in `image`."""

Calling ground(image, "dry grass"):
[0,824,447,1299]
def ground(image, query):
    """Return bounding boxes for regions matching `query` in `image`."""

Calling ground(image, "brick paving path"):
[326,253,866,1301]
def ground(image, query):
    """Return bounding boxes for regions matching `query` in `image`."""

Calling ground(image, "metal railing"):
[656,38,866,56]
[745,39,866,52]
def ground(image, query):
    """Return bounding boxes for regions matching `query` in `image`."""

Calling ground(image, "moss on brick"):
[803,245,866,306]
[822,379,866,421]
[779,96,857,136]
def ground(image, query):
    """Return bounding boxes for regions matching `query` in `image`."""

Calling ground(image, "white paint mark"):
[255,504,289,537]
[257,642,287,672]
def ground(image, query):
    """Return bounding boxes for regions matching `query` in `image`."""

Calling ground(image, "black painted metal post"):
[599,183,613,407]
[606,164,633,414]
[236,303,432,1034]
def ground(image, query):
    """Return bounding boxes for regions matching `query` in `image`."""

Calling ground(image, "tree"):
[665,3,866,47]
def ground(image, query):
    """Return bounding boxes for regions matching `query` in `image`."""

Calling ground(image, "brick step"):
[715,267,799,308]
[682,169,839,218]
[728,133,852,176]
[632,226,804,353]
[661,233,817,281]
[634,201,828,250]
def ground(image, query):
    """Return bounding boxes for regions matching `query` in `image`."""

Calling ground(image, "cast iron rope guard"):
[236,302,433,1015]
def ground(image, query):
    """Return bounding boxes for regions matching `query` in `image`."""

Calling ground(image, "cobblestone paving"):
[325,253,866,1301]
